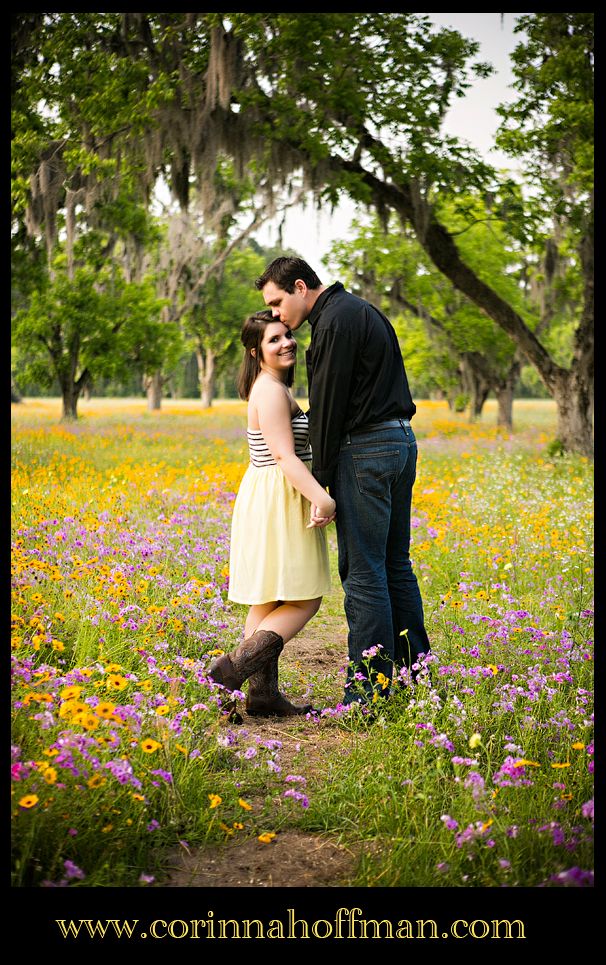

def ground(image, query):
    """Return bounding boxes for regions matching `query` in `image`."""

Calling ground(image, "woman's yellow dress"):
[228,410,331,604]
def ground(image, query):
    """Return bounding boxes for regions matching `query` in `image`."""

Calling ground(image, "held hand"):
[306,502,337,529]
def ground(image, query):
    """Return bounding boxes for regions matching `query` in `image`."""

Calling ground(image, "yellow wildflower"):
[141,738,161,754]
[87,775,106,789]
[73,711,99,731]
[19,795,39,809]
[208,794,222,809]
[59,699,87,719]
[95,702,116,718]
[238,798,253,811]
[258,832,276,844]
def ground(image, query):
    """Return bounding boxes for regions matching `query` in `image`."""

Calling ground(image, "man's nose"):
[271,308,281,318]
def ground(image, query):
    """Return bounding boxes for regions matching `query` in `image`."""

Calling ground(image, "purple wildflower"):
[581,799,594,821]
[283,789,309,808]
[150,769,172,783]
[542,867,594,888]
[63,860,85,880]
[464,771,486,800]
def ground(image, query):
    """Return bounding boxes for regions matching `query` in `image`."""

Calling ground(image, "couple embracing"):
[208,257,430,716]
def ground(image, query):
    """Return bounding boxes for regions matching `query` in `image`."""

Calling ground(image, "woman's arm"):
[255,380,336,518]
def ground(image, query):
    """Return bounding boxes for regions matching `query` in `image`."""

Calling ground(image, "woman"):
[208,310,336,716]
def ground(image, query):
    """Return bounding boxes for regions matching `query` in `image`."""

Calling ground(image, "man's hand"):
[306,503,336,529]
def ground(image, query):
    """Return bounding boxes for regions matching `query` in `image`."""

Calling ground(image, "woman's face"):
[258,321,297,377]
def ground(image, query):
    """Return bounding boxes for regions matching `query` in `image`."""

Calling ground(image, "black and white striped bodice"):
[247,410,312,467]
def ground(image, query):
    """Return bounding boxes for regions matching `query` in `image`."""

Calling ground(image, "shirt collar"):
[309,282,344,325]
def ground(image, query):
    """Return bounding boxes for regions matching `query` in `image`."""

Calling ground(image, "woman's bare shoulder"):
[248,376,291,428]
[250,375,291,403]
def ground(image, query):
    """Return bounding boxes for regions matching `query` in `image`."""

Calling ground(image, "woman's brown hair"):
[236,310,295,400]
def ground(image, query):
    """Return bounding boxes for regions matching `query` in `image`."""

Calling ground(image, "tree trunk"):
[11,378,22,403]
[553,370,594,456]
[495,357,521,430]
[196,345,215,408]
[496,383,515,430]
[460,354,490,422]
[144,371,163,410]
[82,374,92,401]
[61,381,79,421]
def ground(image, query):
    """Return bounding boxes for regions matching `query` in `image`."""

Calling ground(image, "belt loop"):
[345,432,351,445]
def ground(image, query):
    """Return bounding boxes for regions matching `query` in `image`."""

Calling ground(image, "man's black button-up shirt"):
[305,282,416,491]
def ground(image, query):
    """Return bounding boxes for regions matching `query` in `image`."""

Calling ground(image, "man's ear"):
[294,278,307,295]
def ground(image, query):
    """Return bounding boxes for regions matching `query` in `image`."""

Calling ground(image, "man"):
[256,256,430,706]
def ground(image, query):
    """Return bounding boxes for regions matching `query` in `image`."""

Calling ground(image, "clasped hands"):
[306,500,337,529]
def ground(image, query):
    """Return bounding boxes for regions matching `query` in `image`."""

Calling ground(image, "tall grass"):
[11,398,593,888]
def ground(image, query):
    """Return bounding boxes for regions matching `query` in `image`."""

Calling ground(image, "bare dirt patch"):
[163,831,358,888]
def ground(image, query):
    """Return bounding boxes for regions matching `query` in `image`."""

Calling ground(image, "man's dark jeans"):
[333,420,430,704]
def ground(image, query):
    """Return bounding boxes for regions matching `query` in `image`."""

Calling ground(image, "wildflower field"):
[11,397,593,891]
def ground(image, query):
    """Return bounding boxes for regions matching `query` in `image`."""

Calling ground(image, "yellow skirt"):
[228,464,331,605]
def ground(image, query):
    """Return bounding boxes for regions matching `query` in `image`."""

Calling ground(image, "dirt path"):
[162,595,372,887]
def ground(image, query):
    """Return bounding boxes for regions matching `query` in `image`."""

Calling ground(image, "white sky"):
[254,12,529,268]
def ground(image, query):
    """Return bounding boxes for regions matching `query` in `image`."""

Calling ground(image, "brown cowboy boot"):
[207,629,283,692]
[246,650,313,718]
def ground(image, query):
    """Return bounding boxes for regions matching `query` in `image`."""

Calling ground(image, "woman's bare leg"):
[254,597,322,644]
[245,602,279,639]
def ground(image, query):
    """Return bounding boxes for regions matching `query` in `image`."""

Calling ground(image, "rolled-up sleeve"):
[307,324,356,491]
